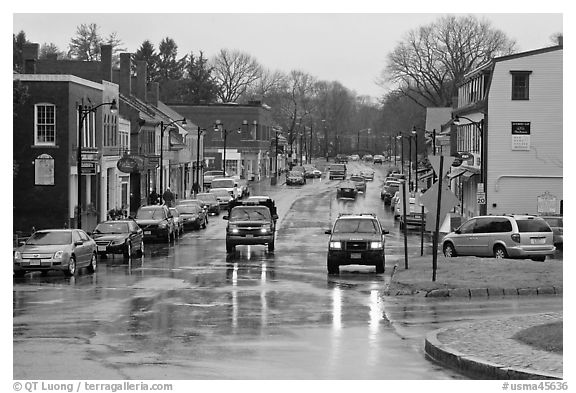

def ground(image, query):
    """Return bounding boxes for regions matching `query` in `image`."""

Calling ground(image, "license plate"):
[531,238,545,245]
[29,259,41,266]
[144,231,152,235]
[97,246,107,252]
[246,234,253,238]
[350,253,362,259]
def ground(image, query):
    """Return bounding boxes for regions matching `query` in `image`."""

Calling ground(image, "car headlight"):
[159,222,167,229]
[261,224,272,233]
[53,250,65,259]
[14,251,21,260]
[370,242,383,250]
[329,241,342,249]
[229,225,239,234]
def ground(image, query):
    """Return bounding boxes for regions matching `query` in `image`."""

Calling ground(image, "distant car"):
[362,154,373,162]
[361,170,375,181]
[325,213,388,274]
[203,170,228,189]
[232,175,250,198]
[169,208,184,236]
[391,191,401,214]
[335,154,348,163]
[176,203,208,229]
[135,205,176,243]
[390,173,406,181]
[224,203,277,252]
[442,215,556,262]
[336,181,358,199]
[303,165,322,178]
[286,170,306,185]
[328,164,347,180]
[381,181,401,204]
[195,193,221,215]
[349,174,367,194]
[399,199,427,229]
[92,220,144,259]
[373,155,384,164]
[13,229,97,277]
[209,188,235,208]
[211,177,241,199]
[349,154,360,161]
[540,216,563,249]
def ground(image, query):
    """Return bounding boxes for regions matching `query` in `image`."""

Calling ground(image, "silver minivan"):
[442,215,555,261]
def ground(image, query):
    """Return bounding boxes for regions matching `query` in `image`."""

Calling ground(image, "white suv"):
[442,215,555,262]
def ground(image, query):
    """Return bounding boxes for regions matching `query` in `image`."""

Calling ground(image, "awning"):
[419,170,434,181]
[448,167,468,180]
[462,171,479,181]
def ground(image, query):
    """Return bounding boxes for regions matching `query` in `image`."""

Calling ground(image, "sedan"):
[176,204,208,229]
[13,229,97,277]
[361,170,375,181]
[286,171,306,186]
[209,188,235,208]
[195,193,221,215]
[92,220,144,259]
[349,174,367,194]
[336,181,358,199]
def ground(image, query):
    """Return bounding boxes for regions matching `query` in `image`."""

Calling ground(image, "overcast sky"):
[12,11,563,99]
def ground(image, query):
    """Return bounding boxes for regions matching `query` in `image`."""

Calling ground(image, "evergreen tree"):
[133,40,161,82]
[13,31,28,72]
[157,37,187,81]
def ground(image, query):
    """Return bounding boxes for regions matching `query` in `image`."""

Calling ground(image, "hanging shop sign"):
[117,155,143,174]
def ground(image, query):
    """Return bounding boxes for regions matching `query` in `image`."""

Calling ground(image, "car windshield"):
[289,171,302,176]
[333,219,378,234]
[350,176,364,182]
[211,179,235,188]
[516,219,552,232]
[27,231,72,245]
[177,205,200,214]
[196,193,217,203]
[94,222,129,234]
[205,171,224,177]
[230,207,271,221]
[136,208,164,220]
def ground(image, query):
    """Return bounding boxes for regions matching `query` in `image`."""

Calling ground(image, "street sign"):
[81,161,97,174]
[477,192,486,205]
[420,180,460,232]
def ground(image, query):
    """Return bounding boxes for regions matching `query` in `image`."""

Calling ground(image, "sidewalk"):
[425,312,563,379]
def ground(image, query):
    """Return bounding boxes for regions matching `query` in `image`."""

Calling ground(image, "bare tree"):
[211,49,262,103]
[383,15,516,107]
[242,68,286,101]
[39,43,67,60]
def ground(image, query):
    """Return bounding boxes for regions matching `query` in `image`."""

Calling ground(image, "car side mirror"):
[325,229,332,234]
[74,240,83,246]
[272,214,279,220]
[383,230,389,235]
[19,240,26,246]
[223,216,229,220]
[455,229,461,234]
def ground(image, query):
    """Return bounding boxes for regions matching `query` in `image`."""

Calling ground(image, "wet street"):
[13,162,562,380]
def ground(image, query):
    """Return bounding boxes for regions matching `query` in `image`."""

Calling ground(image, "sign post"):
[401,180,409,269]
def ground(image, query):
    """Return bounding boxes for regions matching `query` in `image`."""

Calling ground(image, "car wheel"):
[226,242,235,253]
[123,242,132,259]
[64,256,77,277]
[14,270,26,278]
[87,253,97,274]
[268,239,275,252]
[136,241,144,258]
[375,260,385,274]
[494,245,508,259]
[443,242,457,257]
[327,259,339,275]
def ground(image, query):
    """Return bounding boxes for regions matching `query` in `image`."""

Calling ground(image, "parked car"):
[325,213,389,274]
[381,181,401,204]
[169,208,184,236]
[175,203,208,229]
[303,165,322,178]
[209,188,235,208]
[135,205,175,243]
[336,181,358,199]
[335,154,348,163]
[195,193,221,215]
[349,154,360,161]
[361,170,375,181]
[286,170,306,185]
[390,173,406,181]
[349,174,367,194]
[362,154,373,162]
[373,155,384,164]
[13,229,97,277]
[540,215,563,249]
[92,220,144,259]
[224,202,277,252]
[391,191,401,214]
[442,215,556,261]
[399,199,427,229]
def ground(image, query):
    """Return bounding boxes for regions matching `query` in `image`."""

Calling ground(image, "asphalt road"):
[13,161,562,380]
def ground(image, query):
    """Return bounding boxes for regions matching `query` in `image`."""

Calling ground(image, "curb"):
[385,286,563,297]
[425,327,563,380]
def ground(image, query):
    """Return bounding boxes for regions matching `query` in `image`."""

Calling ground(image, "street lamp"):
[453,115,486,215]
[396,133,404,173]
[195,126,205,195]
[413,125,436,156]
[322,119,328,161]
[77,98,117,229]
[158,118,187,195]
[411,128,419,191]
[272,127,283,182]
[214,120,242,173]
[357,128,371,156]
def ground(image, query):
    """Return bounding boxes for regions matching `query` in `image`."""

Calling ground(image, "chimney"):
[22,43,39,74]
[557,35,563,46]
[135,60,147,102]
[147,82,159,107]
[101,45,113,82]
[46,53,58,60]
[119,53,131,97]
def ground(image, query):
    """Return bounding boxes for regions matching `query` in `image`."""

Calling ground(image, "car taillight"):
[511,233,521,243]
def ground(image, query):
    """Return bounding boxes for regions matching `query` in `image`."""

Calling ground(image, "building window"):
[34,103,56,145]
[511,71,532,100]
[34,153,55,185]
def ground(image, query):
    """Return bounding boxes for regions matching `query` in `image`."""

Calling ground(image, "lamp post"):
[411,128,418,191]
[195,126,205,195]
[322,119,328,161]
[453,115,486,215]
[214,120,242,174]
[159,118,187,195]
[77,99,117,229]
[357,128,371,156]
[396,133,404,173]
[412,125,436,156]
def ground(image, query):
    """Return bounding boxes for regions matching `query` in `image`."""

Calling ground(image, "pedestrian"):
[149,189,159,205]
[162,187,175,207]
[192,182,200,196]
